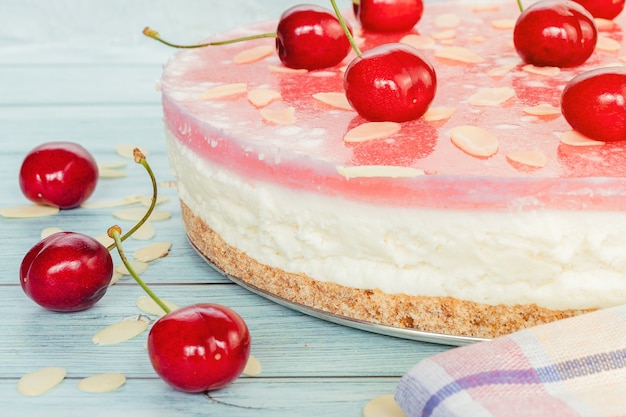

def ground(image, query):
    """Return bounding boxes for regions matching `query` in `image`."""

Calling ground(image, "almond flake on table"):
[560,130,606,146]
[136,295,179,317]
[108,271,124,286]
[336,165,425,179]
[431,29,456,40]
[344,122,401,143]
[312,92,353,111]
[81,198,135,209]
[248,88,282,107]
[434,13,460,28]
[242,355,262,377]
[260,107,297,125]
[491,18,516,29]
[115,261,149,276]
[506,150,548,168]
[423,106,456,122]
[400,34,436,49]
[41,227,63,239]
[17,367,67,396]
[468,87,515,106]
[596,35,621,52]
[134,242,172,262]
[113,207,171,222]
[131,221,156,240]
[362,394,406,417]
[595,18,615,31]
[435,46,484,63]
[523,103,561,116]
[92,317,149,345]
[233,44,274,64]
[95,233,114,247]
[199,83,248,100]
[139,195,170,207]
[77,373,126,393]
[97,167,127,179]
[115,144,150,159]
[522,64,560,76]
[0,205,59,219]
[268,65,308,74]
[487,63,516,77]
[450,125,498,157]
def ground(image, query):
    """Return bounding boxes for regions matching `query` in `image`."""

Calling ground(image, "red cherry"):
[19,141,99,209]
[572,0,625,19]
[561,66,626,142]
[343,43,436,122]
[353,0,424,32]
[147,303,251,393]
[276,5,352,70]
[513,0,597,67]
[20,232,114,312]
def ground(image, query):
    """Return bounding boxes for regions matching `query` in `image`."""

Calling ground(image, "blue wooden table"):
[0,1,451,415]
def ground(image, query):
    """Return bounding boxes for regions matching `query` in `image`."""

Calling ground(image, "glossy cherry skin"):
[353,0,424,32]
[147,303,251,393]
[513,0,597,67]
[344,43,436,122]
[19,141,99,209]
[20,232,114,312]
[561,66,626,142]
[572,0,625,19]
[276,4,352,70]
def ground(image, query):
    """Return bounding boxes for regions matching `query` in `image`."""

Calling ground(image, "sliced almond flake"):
[131,221,156,240]
[95,233,114,247]
[468,87,515,106]
[233,44,274,64]
[488,63,516,77]
[41,227,63,239]
[400,34,436,49]
[491,18,516,29]
[78,373,126,393]
[595,18,615,31]
[523,103,561,116]
[344,122,401,143]
[470,36,486,43]
[522,64,560,76]
[260,107,297,125]
[450,125,498,157]
[620,56,626,63]
[98,167,127,179]
[112,207,171,222]
[506,150,547,168]
[337,165,425,179]
[268,65,308,74]
[309,70,337,78]
[115,144,150,159]
[596,35,621,52]
[108,271,124,286]
[92,317,149,345]
[431,29,456,40]
[17,367,67,396]
[471,3,500,12]
[363,394,405,417]
[312,92,353,111]
[81,199,134,209]
[134,242,172,262]
[136,295,179,317]
[242,355,262,377]
[248,88,282,107]
[435,46,483,63]
[98,161,127,170]
[435,13,460,28]
[115,261,149,276]
[423,106,456,122]
[139,195,170,207]
[560,130,606,146]
[200,83,247,100]
[0,205,59,219]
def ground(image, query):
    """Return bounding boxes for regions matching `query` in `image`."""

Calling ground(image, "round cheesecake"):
[159,1,626,338]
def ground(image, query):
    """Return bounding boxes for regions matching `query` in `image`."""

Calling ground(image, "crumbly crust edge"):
[180,201,593,339]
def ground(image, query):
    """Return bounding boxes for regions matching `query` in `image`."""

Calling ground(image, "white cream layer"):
[167,131,626,311]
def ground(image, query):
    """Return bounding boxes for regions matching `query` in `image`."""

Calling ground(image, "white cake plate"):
[189,238,488,347]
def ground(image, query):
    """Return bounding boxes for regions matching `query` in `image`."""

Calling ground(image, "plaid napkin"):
[395,305,626,417]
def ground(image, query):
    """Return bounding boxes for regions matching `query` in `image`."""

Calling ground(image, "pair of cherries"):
[18,142,250,393]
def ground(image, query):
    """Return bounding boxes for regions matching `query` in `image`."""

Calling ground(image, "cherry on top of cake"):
[158,2,625,196]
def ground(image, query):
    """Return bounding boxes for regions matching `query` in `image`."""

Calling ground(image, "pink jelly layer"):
[161,1,626,210]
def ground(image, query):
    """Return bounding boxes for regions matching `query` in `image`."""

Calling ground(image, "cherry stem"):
[329,0,362,57]
[516,0,524,12]
[106,148,156,252]
[143,27,276,49]
[108,225,172,315]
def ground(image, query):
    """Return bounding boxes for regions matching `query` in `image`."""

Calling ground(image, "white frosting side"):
[167,131,626,311]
